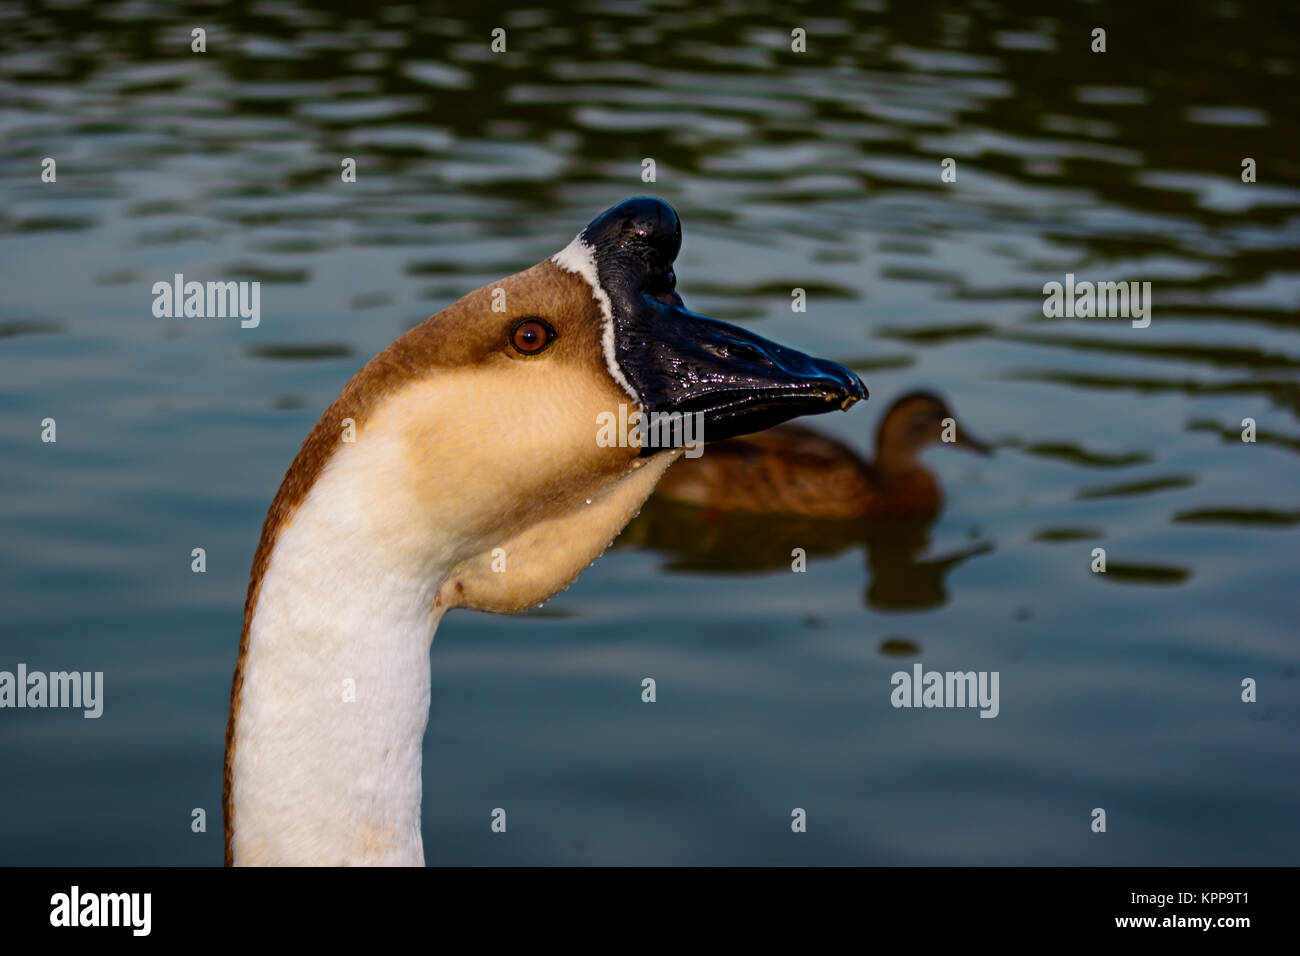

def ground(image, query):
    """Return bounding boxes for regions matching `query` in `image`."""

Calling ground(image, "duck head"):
[307,198,864,615]
[874,390,991,474]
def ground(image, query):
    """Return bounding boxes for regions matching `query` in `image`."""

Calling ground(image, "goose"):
[653,390,990,519]
[222,197,867,865]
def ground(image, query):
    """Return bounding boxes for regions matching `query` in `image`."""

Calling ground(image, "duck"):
[222,198,866,866]
[652,390,990,520]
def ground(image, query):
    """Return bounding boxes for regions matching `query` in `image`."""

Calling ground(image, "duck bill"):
[626,305,867,448]
[954,423,993,455]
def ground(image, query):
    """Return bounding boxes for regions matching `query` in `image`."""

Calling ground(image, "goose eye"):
[510,319,555,355]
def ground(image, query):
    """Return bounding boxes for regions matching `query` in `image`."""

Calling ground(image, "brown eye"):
[510,319,555,355]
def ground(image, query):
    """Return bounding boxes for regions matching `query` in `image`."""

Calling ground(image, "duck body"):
[655,391,984,520]
[222,198,866,865]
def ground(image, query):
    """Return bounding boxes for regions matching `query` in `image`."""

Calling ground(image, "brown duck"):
[654,390,990,519]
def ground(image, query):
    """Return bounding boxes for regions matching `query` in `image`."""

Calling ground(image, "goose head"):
[225,198,866,865]
[325,197,866,615]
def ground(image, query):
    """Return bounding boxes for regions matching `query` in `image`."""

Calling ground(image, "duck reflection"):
[623,391,994,610]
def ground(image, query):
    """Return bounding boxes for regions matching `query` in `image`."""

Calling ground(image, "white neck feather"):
[227,366,677,865]
[229,454,448,866]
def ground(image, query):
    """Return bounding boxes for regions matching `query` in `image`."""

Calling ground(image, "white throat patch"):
[551,234,640,403]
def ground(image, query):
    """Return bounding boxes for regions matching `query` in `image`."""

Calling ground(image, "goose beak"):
[560,196,867,449]
[625,304,867,443]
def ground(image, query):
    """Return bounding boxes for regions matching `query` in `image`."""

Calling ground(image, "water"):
[1,0,1297,865]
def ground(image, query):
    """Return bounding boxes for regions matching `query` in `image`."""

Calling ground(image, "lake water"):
[1,0,1297,865]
